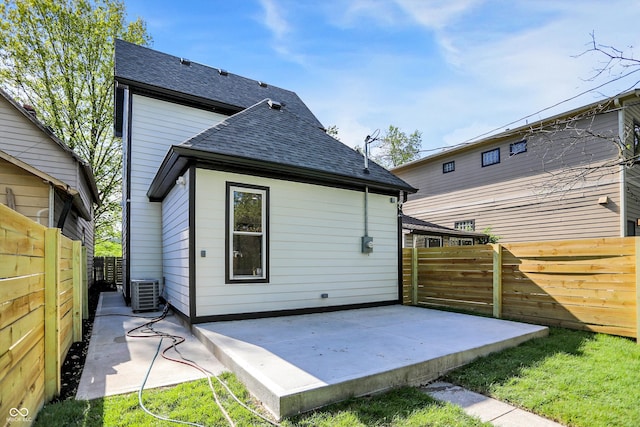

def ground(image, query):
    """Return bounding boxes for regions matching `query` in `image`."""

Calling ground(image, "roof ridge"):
[115,39,298,97]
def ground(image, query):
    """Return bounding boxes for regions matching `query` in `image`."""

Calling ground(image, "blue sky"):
[124,0,640,155]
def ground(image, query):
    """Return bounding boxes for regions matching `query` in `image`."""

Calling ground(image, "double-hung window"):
[442,161,455,173]
[226,183,269,283]
[481,148,500,167]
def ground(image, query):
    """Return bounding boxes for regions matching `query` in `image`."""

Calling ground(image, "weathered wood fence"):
[0,203,86,423]
[403,237,639,340]
[93,256,122,285]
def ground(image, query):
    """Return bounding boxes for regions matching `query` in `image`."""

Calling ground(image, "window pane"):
[482,148,500,166]
[233,235,263,277]
[510,140,527,156]
[427,237,442,247]
[234,191,262,232]
[443,161,455,173]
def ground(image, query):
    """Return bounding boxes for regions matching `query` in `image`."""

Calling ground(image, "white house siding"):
[126,94,226,283]
[161,170,190,316]
[194,169,399,317]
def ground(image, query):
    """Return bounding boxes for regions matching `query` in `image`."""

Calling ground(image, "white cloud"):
[258,0,291,41]
[395,0,482,30]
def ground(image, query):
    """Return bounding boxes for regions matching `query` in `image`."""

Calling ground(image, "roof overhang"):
[403,223,487,238]
[148,145,416,201]
[0,149,91,220]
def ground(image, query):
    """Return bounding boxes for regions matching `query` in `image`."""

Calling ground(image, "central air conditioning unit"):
[131,279,160,312]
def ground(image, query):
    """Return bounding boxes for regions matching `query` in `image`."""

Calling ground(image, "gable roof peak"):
[114,39,322,127]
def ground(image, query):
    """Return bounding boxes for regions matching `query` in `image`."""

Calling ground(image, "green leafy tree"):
[0,0,151,247]
[374,125,421,168]
[325,124,340,141]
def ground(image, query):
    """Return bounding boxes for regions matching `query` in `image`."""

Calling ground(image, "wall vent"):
[131,279,160,312]
[268,99,282,110]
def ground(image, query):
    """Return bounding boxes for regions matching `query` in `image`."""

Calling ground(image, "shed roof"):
[402,214,487,238]
[0,149,92,220]
[148,99,416,199]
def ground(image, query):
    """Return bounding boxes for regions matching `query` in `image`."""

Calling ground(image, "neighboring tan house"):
[114,40,416,323]
[401,214,487,247]
[393,89,640,242]
[0,88,100,282]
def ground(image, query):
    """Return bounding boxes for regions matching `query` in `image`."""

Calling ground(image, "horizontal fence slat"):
[0,254,46,279]
[1,203,85,418]
[404,237,638,339]
[0,337,44,420]
[0,274,45,303]
[0,290,45,330]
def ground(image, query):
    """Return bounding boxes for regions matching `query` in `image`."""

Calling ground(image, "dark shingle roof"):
[114,39,322,127]
[148,99,416,198]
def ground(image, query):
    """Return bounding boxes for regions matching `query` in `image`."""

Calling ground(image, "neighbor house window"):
[482,148,500,166]
[442,161,455,173]
[510,140,527,156]
[449,237,474,246]
[226,183,269,283]
[454,220,475,231]
[414,235,443,248]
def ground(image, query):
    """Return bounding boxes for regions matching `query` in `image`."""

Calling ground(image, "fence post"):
[636,237,640,344]
[73,241,82,342]
[412,247,419,305]
[44,228,60,400]
[492,243,503,318]
[82,246,89,320]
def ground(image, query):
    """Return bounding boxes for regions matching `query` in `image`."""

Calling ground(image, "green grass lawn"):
[446,327,640,427]
[34,373,489,427]
[35,327,640,427]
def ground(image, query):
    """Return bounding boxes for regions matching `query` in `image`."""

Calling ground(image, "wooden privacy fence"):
[402,237,639,340]
[93,256,122,285]
[0,203,86,423]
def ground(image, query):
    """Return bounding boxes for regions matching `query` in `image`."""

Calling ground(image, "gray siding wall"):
[622,101,640,236]
[0,95,95,215]
[398,111,623,242]
[162,170,190,316]
[1,95,95,282]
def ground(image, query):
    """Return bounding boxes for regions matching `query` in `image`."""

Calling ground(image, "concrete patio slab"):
[77,292,227,400]
[193,305,548,419]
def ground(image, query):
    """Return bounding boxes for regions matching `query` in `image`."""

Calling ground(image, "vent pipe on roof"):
[258,81,268,88]
[218,69,228,76]
[363,129,380,174]
[180,58,191,66]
